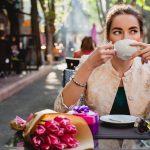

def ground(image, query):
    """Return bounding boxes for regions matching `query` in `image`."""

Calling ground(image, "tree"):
[39,0,72,59]
[136,0,150,43]
[31,0,41,67]
[39,0,55,57]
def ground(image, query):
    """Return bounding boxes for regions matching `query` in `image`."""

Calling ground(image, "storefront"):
[0,0,43,72]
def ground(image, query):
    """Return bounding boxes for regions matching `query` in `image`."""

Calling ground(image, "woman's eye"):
[113,31,121,35]
[130,30,138,34]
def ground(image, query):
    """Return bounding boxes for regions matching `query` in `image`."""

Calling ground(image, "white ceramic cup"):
[114,39,140,60]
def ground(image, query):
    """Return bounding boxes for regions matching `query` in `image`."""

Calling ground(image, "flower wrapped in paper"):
[10,109,94,150]
[68,105,99,135]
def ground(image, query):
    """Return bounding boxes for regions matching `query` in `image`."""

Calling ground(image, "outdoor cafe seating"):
[3,56,150,150]
[62,57,80,87]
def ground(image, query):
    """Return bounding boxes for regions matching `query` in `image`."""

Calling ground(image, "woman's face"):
[108,14,142,43]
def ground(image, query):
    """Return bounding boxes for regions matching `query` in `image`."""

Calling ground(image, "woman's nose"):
[123,32,131,39]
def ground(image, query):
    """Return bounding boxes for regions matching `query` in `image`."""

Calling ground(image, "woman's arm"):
[62,61,93,106]
[62,43,116,107]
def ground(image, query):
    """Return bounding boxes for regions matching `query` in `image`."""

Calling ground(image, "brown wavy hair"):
[80,36,95,51]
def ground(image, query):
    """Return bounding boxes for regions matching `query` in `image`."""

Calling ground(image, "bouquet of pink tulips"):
[10,109,94,150]
[30,116,79,150]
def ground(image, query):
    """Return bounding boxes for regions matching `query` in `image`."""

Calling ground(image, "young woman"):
[54,4,150,149]
[73,36,95,58]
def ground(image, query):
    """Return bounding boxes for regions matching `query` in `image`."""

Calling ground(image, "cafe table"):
[94,121,150,140]
[93,121,150,150]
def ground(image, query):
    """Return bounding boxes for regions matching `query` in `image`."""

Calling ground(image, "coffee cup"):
[114,39,140,60]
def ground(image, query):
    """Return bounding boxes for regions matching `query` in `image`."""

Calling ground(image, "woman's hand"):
[85,43,116,70]
[130,42,150,64]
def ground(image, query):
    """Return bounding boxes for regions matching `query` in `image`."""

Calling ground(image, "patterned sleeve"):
[54,90,81,112]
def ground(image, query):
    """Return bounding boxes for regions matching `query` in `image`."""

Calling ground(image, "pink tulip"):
[44,135,51,145]
[49,134,60,145]
[56,127,65,136]
[61,134,79,148]
[64,124,77,134]
[54,116,70,123]
[35,124,46,136]
[45,120,60,133]
[31,135,42,148]
[55,141,67,150]
[41,143,50,150]
[67,138,79,148]
[61,134,73,143]
[54,116,70,127]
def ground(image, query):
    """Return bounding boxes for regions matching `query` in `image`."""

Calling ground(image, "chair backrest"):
[62,69,75,87]
[65,57,80,70]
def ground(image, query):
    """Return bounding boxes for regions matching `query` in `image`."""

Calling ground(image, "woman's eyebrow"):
[111,27,122,31]
[129,26,139,30]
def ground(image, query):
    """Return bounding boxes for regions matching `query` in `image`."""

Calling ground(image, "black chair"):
[62,57,80,87]
[65,57,80,70]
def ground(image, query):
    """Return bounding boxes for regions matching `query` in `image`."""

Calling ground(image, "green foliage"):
[136,0,145,6]
[143,5,150,11]
[39,0,71,31]
[111,0,119,3]
[136,0,150,11]
[55,0,71,30]
[124,0,132,3]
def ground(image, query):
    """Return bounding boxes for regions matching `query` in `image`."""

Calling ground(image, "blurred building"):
[0,0,44,70]
[56,0,91,57]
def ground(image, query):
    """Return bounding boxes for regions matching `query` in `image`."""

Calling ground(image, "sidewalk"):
[0,65,52,102]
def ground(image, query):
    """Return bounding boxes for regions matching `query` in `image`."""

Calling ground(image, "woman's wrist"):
[72,61,94,86]
[71,76,87,88]
[82,60,95,72]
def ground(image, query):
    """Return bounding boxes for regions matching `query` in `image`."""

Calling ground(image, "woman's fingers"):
[130,44,150,59]
[99,54,113,64]
[99,49,116,64]
[130,48,150,64]
[129,42,146,59]
[142,49,150,59]
[99,49,116,56]
[97,42,114,51]
[130,49,143,59]
[96,43,116,61]
[87,43,116,68]
[130,42,150,48]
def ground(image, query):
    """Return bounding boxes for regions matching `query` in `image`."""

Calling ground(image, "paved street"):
[0,62,66,147]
